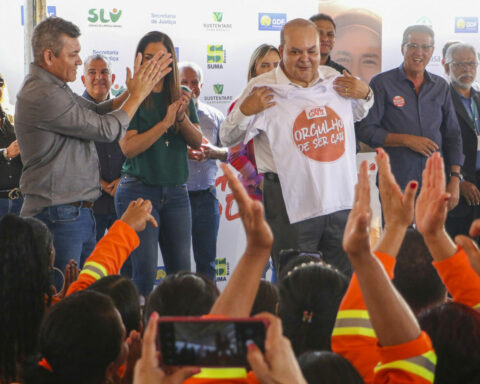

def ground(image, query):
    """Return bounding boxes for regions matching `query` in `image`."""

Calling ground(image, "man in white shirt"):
[220,18,373,276]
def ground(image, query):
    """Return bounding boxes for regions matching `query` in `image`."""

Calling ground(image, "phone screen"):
[158,320,266,367]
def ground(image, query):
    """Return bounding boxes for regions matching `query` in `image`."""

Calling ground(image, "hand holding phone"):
[133,312,199,384]
[157,317,268,367]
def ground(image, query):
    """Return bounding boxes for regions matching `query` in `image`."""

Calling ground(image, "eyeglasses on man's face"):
[450,61,478,70]
[405,43,434,52]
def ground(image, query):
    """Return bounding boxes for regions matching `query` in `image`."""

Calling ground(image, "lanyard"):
[470,98,480,134]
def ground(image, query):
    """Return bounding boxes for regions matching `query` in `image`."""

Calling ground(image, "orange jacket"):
[433,246,480,310]
[331,251,436,384]
[66,220,139,296]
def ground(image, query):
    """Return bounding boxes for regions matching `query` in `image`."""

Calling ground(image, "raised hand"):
[126,51,173,101]
[247,313,307,384]
[376,148,417,229]
[133,312,199,384]
[120,198,158,232]
[239,87,276,116]
[415,153,450,238]
[343,161,372,261]
[220,163,273,254]
[176,88,193,121]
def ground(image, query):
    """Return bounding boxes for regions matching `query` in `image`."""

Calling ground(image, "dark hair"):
[392,229,446,314]
[87,275,141,334]
[135,31,181,111]
[250,280,279,316]
[402,24,435,47]
[32,17,81,65]
[247,44,280,81]
[277,251,323,281]
[298,351,365,384]
[418,302,480,383]
[309,13,336,30]
[24,291,124,384]
[0,214,52,383]
[144,272,219,321]
[278,262,348,355]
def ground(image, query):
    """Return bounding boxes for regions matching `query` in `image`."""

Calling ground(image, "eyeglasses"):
[450,61,478,69]
[405,43,434,52]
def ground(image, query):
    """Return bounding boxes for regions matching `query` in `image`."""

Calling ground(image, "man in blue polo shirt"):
[179,61,227,282]
[357,25,463,209]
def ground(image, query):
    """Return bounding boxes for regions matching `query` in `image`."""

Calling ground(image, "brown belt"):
[69,201,94,208]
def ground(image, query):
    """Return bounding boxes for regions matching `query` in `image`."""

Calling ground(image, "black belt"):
[188,186,214,197]
[69,201,94,208]
[264,172,280,183]
[0,188,22,199]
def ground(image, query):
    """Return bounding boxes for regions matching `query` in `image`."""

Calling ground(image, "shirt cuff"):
[377,331,433,363]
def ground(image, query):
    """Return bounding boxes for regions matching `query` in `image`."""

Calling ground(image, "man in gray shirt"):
[15,16,171,281]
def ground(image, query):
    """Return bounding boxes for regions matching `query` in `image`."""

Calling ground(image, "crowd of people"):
[1,8,480,384]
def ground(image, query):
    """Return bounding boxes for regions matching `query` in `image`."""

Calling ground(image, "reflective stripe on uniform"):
[80,261,108,281]
[332,309,376,338]
[193,368,247,379]
[374,350,437,383]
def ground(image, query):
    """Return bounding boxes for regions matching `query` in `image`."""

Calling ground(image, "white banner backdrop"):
[1,0,480,288]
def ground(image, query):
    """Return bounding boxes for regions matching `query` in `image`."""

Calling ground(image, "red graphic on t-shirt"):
[292,106,345,162]
[393,96,405,107]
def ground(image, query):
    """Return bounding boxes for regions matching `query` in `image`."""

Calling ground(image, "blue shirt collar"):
[397,63,435,83]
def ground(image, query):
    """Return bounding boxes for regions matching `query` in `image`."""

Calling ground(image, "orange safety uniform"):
[66,220,139,295]
[433,246,480,310]
[331,251,437,384]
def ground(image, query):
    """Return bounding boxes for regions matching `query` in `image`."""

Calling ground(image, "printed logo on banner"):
[151,13,176,25]
[21,5,56,25]
[111,84,126,97]
[207,45,226,69]
[455,17,478,33]
[258,13,286,31]
[292,106,345,162]
[213,84,224,95]
[88,8,123,27]
[215,258,230,281]
[154,266,167,286]
[204,84,233,104]
[416,16,433,28]
[91,49,120,63]
[204,11,232,32]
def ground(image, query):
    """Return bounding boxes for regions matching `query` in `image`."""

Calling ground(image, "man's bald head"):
[280,18,319,46]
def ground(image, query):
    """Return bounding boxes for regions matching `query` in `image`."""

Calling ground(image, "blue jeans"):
[95,213,117,242]
[35,204,96,289]
[0,196,23,217]
[115,174,192,296]
[189,187,219,282]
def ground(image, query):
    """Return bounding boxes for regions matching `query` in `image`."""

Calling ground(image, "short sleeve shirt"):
[122,89,199,186]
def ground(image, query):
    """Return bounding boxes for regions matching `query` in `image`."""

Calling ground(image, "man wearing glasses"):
[443,43,480,237]
[357,25,463,209]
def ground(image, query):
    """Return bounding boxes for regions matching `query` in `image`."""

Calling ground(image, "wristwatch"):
[449,171,463,181]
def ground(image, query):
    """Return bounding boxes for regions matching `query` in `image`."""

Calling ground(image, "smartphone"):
[157,317,268,367]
